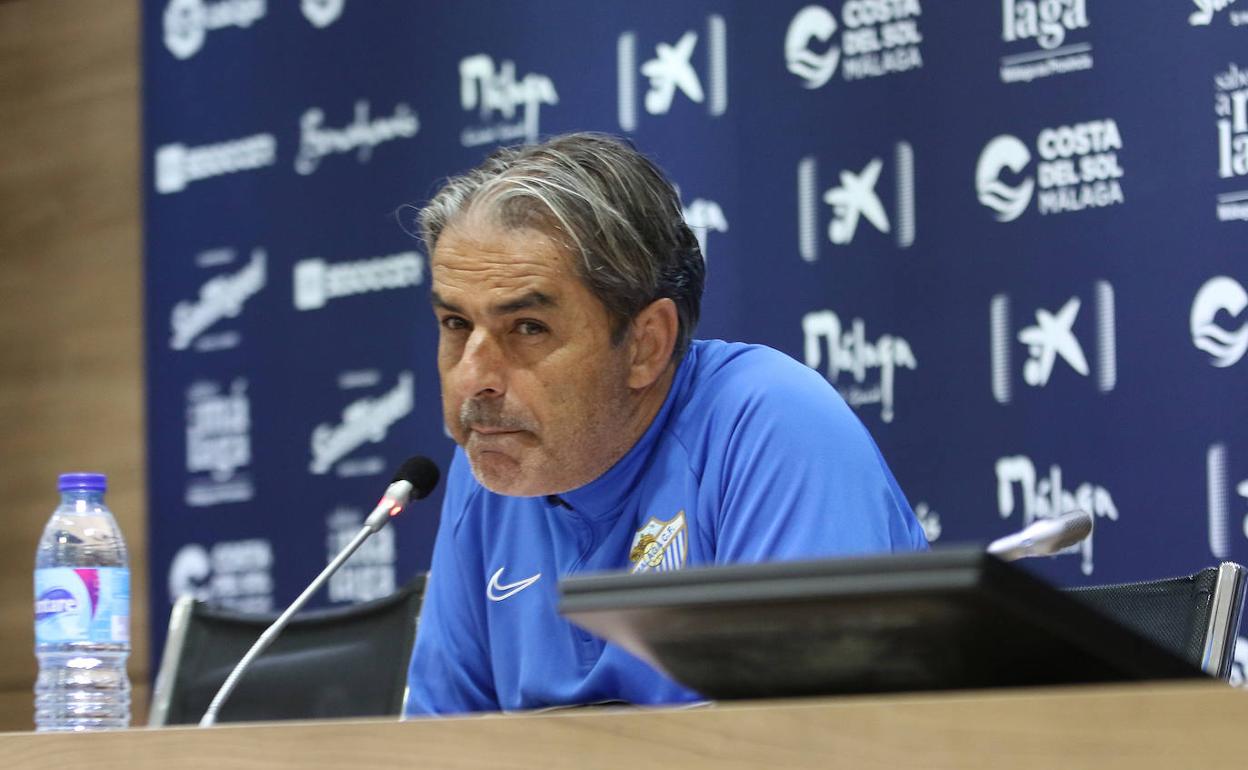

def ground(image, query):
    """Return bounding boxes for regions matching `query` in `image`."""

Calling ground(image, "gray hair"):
[419,132,705,360]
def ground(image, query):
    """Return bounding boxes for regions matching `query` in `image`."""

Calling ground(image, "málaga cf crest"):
[628,511,688,573]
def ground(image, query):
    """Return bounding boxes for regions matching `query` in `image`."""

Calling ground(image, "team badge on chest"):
[628,511,688,573]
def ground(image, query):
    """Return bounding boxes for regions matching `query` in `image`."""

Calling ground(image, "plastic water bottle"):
[34,473,131,731]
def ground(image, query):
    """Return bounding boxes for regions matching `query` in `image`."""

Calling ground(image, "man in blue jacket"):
[404,133,927,716]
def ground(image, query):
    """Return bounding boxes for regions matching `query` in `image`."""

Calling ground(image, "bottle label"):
[34,568,130,644]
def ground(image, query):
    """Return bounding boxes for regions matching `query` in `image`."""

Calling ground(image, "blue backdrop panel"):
[142,0,1248,679]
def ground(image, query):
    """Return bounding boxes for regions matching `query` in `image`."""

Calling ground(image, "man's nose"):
[458,330,506,397]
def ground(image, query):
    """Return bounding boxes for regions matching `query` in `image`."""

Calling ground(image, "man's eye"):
[516,320,548,336]
[441,316,469,331]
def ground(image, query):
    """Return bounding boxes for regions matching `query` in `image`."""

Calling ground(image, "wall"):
[0,0,147,731]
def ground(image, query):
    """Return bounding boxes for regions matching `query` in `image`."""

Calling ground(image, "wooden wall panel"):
[0,0,147,731]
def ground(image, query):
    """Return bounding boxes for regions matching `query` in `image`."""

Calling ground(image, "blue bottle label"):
[34,568,130,644]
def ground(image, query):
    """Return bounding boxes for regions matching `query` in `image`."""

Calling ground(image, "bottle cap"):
[58,473,107,492]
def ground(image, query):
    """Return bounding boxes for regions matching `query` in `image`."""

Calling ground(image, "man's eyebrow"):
[429,290,558,315]
[493,291,557,314]
[430,291,462,313]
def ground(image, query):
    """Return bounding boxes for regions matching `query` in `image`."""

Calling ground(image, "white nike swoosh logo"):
[487,567,542,602]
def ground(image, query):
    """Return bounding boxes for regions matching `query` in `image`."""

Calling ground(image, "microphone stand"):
[199,484,411,727]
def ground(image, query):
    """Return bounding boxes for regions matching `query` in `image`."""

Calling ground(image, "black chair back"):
[150,575,425,725]
[1066,563,1245,680]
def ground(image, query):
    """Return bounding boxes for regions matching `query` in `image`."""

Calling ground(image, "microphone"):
[987,510,1093,561]
[199,456,439,727]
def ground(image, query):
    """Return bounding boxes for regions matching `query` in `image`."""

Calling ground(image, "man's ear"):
[627,298,679,389]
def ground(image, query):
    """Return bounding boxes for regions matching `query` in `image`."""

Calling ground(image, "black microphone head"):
[393,456,440,499]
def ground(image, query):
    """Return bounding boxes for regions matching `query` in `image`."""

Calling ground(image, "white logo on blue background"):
[1191,276,1248,368]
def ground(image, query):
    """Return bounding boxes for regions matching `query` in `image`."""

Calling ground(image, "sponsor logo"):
[1191,276,1248,367]
[310,371,414,476]
[1206,444,1248,559]
[1215,64,1248,221]
[1190,0,1248,27]
[784,1,923,88]
[914,501,942,542]
[325,508,395,602]
[458,54,557,148]
[34,589,79,622]
[976,119,1125,221]
[797,142,915,261]
[162,0,266,60]
[168,540,273,612]
[301,0,344,27]
[170,248,265,352]
[999,0,1092,84]
[680,192,728,260]
[618,15,727,131]
[155,132,276,195]
[293,250,424,311]
[990,281,1116,404]
[629,511,688,573]
[185,378,254,507]
[295,101,419,176]
[996,455,1118,575]
[803,309,916,423]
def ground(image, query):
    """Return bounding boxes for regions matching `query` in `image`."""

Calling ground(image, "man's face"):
[430,218,638,496]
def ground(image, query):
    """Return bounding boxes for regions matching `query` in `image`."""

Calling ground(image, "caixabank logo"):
[309,370,414,477]
[998,0,1092,84]
[995,455,1118,575]
[1206,443,1248,560]
[1214,64,1248,222]
[976,118,1125,222]
[169,248,265,352]
[1190,0,1248,27]
[618,15,727,131]
[797,142,915,262]
[990,281,1116,404]
[802,309,916,423]
[162,0,266,60]
[784,1,924,89]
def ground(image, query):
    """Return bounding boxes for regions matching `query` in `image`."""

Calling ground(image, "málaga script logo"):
[802,309,917,423]
[996,455,1118,575]
[458,54,558,148]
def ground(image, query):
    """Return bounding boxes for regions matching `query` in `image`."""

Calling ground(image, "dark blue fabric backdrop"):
[142,0,1248,677]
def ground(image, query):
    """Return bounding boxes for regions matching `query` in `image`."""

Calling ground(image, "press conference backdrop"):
[142,1,1248,677]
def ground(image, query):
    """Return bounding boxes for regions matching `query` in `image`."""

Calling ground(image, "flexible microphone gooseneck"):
[199,456,440,727]
[986,510,1093,561]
